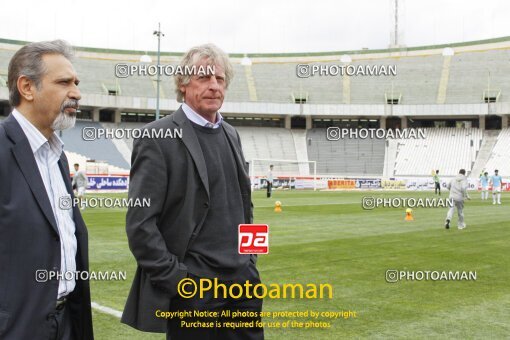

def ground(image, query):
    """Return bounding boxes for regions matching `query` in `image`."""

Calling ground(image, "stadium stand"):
[251,62,344,104]
[226,64,251,102]
[350,55,443,104]
[383,138,399,178]
[290,130,311,176]
[60,120,130,170]
[3,38,510,108]
[447,49,510,104]
[65,150,88,170]
[236,127,299,176]
[0,49,15,71]
[2,38,510,180]
[392,128,483,176]
[470,130,500,177]
[306,128,385,176]
[100,121,146,153]
[2,39,510,105]
[251,63,308,104]
[484,128,510,175]
[99,123,134,166]
[65,150,127,175]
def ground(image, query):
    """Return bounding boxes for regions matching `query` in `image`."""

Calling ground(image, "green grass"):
[83,190,510,339]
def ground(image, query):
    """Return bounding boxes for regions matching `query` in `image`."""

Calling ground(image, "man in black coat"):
[121,44,263,340]
[0,40,93,340]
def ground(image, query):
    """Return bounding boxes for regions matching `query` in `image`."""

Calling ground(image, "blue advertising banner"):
[87,176,129,190]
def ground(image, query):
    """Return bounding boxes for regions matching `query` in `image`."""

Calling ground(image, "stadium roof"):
[2,36,510,108]
[1,36,510,59]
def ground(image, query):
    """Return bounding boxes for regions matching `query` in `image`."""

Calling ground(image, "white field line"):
[91,301,122,318]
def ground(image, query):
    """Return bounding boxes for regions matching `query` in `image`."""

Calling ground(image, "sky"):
[0,0,509,54]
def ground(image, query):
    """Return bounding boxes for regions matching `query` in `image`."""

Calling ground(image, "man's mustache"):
[61,99,79,112]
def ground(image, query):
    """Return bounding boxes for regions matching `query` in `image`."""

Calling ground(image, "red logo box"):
[238,224,269,254]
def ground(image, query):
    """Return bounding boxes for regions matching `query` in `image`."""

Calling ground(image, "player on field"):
[433,170,441,195]
[266,164,274,198]
[72,163,88,210]
[490,169,503,205]
[445,169,470,230]
[479,171,489,200]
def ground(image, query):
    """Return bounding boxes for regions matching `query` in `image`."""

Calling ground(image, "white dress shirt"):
[12,109,77,299]
[182,103,223,129]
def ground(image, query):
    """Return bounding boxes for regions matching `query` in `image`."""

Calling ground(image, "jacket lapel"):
[5,115,59,234]
[59,152,87,247]
[58,153,73,195]
[221,123,251,193]
[171,108,210,198]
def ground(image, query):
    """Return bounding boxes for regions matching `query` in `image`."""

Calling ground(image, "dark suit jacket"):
[0,114,94,339]
[121,107,253,332]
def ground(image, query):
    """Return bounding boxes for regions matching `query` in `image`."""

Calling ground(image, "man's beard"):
[51,99,79,131]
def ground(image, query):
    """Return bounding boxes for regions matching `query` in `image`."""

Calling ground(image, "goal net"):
[249,158,317,191]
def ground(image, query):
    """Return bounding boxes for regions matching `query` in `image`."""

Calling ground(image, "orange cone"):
[405,208,414,221]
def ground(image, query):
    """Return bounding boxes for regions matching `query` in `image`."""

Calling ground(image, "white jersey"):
[72,169,88,189]
[447,174,470,201]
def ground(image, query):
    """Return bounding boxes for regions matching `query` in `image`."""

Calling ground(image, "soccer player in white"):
[479,171,490,200]
[72,163,88,209]
[490,169,503,205]
[445,169,470,230]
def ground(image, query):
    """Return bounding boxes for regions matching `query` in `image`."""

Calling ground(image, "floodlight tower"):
[154,23,164,120]
[389,0,406,48]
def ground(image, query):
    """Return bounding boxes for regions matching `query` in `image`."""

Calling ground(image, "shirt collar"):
[182,103,223,129]
[12,108,64,156]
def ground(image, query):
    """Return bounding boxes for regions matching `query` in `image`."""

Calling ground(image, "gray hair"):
[174,43,234,102]
[8,40,74,106]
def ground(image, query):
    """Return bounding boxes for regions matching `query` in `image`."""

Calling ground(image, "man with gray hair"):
[0,40,93,339]
[122,44,263,339]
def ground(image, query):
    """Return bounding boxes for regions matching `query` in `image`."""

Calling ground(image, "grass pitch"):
[84,190,510,339]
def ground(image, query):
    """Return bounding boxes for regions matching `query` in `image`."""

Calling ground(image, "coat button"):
[203,202,209,208]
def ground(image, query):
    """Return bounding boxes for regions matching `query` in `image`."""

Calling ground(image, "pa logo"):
[238,224,269,254]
